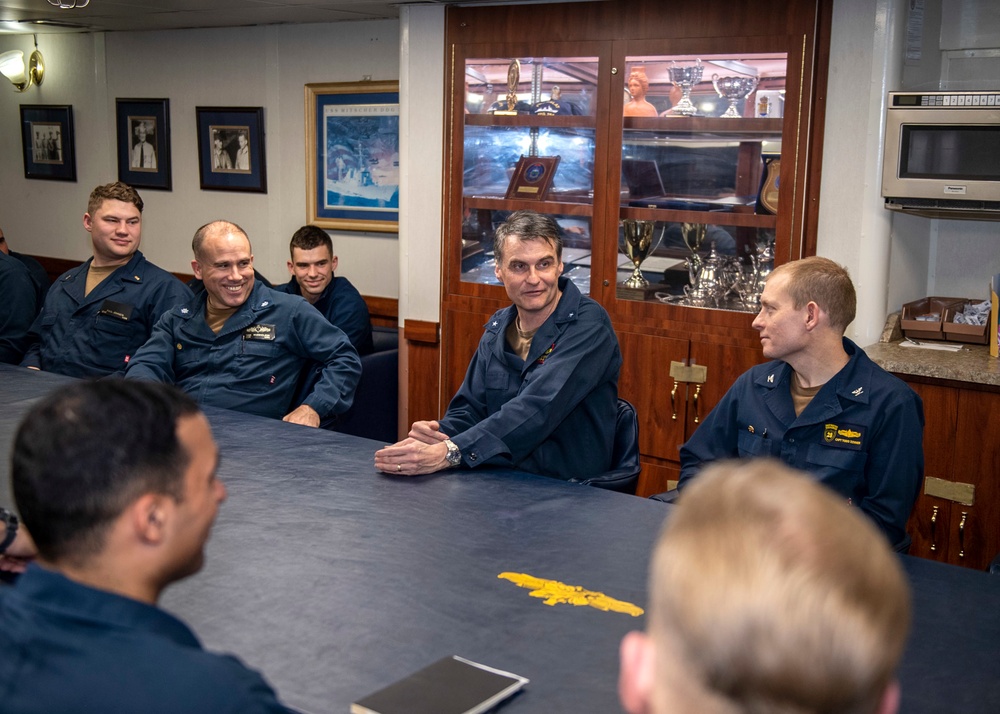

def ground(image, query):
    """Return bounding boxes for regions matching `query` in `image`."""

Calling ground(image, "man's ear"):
[804,300,822,331]
[876,680,901,714]
[619,630,655,714]
[286,260,294,276]
[191,259,203,280]
[129,493,172,545]
[83,212,93,233]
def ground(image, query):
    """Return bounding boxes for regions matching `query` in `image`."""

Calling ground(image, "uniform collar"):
[484,275,582,335]
[754,337,873,405]
[64,251,146,285]
[12,563,200,648]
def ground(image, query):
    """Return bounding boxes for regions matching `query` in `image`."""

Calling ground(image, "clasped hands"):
[374,420,451,476]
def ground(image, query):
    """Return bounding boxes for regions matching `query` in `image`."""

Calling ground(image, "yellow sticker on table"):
[498,572,643,617]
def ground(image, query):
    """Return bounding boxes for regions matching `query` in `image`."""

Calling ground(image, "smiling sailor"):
[677,256,924,552]
[126,220,360,427]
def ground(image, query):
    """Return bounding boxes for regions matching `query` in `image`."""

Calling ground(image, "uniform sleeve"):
[328,281,374,356]
[442,310,620,467]
[143,275,193,338]
[0,263,37,364]
[858,386,924,547]
[436,337,493,438]
[287,303,362,419]
[124,313,180,384]
[678,377,744,489]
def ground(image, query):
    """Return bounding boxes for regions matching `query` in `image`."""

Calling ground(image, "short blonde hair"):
[768,256,856,332]
[649,460,911,714]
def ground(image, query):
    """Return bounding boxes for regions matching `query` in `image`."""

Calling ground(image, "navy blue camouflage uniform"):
[20,251,192,377]
[679,338,924,549]
[126,281,360,421]
[439,276,621,480]
[275,275,374,356]
[0,565,292,714]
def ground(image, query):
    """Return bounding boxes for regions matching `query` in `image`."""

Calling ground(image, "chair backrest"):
[579,398,640,495]
[331,348,399,443]
[371,325,399,354]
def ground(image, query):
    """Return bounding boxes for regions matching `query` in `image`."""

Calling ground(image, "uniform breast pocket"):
[240,339,277,359]
[737,429,780,459]
[805,444,868,474]
[93,315,142,354]
[485,365,510,391]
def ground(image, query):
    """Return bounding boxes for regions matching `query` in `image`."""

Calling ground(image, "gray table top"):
[2,364,999,713]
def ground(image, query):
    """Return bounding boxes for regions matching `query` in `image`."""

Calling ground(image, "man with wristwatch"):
[374,210,621,479]
[0,508,35,575]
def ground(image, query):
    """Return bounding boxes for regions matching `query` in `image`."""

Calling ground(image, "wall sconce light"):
[47,0,90,7]
[0,36,45,92]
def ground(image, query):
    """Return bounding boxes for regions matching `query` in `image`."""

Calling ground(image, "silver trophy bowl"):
[668,59,703,116]
[711,74,759,118]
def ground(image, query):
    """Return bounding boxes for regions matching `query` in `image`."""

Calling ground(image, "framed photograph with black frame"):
[305,81,399,232]
[116,98,171,190]
[195,106,267,193]
[19,104,76,181]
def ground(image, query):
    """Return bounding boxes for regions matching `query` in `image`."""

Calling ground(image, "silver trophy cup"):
[620,219,662,289]
[668,59,703,116]
[711,74,759,118]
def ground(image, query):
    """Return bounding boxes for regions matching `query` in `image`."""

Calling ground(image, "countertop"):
[864,313,1000,388]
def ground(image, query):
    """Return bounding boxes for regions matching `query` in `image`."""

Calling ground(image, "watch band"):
[444,439,462,468]
[0,508,18,554]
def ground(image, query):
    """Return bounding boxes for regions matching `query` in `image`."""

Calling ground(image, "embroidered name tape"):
[243,324,276,341]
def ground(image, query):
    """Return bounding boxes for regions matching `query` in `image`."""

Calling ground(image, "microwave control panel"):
[890,91,1000,108]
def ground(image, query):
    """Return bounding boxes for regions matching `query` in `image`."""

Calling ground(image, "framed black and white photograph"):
[20,104,76,182]
[116,98,171,190]
[305,81,399,232]
[196,106,267,193]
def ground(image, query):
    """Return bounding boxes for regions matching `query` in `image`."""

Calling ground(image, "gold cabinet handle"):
[670,380,678,421]
[692,384,702,424]
[929,505,939,552]
[958,511,968,559]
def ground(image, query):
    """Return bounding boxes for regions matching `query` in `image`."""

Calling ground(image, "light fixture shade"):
[0,48,43,92]
[0,50,28,86]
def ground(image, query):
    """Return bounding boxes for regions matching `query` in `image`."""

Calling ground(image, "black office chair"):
[370,325,399,353]
[330,347,399,443]
[573,398,640,495]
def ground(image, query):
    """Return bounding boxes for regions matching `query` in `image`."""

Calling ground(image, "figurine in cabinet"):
[623,68,658,118]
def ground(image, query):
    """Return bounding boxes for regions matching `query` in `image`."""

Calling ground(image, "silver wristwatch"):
[444,439,462,468]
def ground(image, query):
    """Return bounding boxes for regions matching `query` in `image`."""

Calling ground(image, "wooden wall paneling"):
[616,330,690,462]
[904,381,960,562]
[363,296,399,327]
[402,319,441,430]
[636,457,682,499]
[687,338,765,436]
[950,389,1000,570]
[439,307,496,408]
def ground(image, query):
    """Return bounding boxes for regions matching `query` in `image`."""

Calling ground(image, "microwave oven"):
[881,91,1000,220]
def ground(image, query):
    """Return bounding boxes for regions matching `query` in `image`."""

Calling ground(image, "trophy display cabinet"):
[438,0,833,495]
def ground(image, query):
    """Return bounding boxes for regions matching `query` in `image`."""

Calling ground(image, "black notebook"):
[350,655,529,714]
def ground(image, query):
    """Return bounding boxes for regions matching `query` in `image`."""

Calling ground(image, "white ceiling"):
[0,0,525,34]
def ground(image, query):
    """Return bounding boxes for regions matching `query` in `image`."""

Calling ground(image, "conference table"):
[2,364,999,713]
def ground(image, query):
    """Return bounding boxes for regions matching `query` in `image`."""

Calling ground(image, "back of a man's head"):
[12,380,200,566]
[628,460,911,714]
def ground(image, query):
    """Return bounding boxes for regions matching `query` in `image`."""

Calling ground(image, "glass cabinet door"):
[614,52,787,313]
[460,55,600,293]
